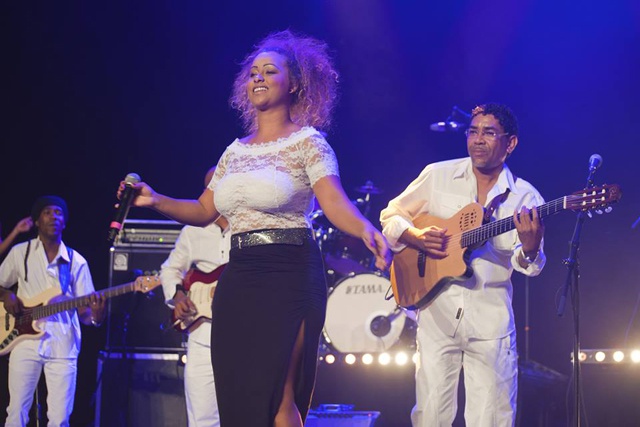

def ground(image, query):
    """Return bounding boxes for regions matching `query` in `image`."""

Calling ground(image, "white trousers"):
[185,338,219,427]
[5,340,77,427]
[411,319,518,427]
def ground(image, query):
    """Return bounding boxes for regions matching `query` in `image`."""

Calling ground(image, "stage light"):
[362,353,374,365]
[378,353,391,365]
[345,354,356,365]
[575,348,640,364]
[325,354,336,364]
[395,352,409,366]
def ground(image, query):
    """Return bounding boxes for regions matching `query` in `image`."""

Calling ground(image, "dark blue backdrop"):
[2,1,639,426]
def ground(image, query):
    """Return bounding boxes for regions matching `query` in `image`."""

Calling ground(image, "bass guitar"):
[390,184,621,310]
[0,275,161,356]
[172,264,226,334]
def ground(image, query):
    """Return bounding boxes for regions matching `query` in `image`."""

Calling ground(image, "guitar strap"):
[58,247,73,295]
[483,187,511,223]
[483,175,517,223]
[23,239,74,294]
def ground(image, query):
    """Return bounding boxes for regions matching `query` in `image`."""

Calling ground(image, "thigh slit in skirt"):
[211,237,327,427]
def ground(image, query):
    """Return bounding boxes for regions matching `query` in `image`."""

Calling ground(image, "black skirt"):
[210,233,327,427]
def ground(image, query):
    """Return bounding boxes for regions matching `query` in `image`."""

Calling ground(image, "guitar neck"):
[31,281,138,320]
[461,196,566,247]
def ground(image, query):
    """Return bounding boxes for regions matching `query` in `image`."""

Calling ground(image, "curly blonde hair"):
[229,29,339,133]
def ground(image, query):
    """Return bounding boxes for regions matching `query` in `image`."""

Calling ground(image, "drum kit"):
[311,181,416,355]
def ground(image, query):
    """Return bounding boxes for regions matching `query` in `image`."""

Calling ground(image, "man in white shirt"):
[0,195,105,427]
[381,103,546,427]
[160,167,230,427]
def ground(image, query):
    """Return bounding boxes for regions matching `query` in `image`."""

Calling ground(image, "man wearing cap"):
[0,195,106,427]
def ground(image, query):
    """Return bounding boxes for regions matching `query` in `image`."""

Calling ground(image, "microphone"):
[429,120,466,132]
[370,307,403,337]
[588,154,603,172]
[108,173,141,244]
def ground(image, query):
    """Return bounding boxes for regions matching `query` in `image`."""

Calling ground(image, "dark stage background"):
[2,1,640,426]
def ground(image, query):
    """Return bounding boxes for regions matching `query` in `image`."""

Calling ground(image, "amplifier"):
[114,219,183,247]
[95,351,187,427]
[107,245,186,351]
[307,404,380,427]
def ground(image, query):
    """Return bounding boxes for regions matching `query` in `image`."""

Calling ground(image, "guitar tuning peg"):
[594,209,603,215]
[604,206,613,213]
[586,210,593,218]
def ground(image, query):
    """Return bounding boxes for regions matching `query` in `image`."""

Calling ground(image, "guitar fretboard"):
[460,196,566,247]
[31,281,138,320]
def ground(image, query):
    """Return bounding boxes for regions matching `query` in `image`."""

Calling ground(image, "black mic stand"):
[557,164,599,427]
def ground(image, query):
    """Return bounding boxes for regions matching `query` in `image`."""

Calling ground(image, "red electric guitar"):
[172,264,226,334]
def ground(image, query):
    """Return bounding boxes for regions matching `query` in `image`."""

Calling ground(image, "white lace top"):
[209,127,339,234]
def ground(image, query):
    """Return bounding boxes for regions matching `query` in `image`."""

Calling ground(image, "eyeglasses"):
[465,128,510,140]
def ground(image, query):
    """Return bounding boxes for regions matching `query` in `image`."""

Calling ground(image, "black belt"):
[231,228,313,250]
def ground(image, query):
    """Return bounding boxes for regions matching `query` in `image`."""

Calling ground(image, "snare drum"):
[323,272,405,353]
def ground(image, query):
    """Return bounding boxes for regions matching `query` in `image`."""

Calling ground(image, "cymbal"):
[354,180,383,195]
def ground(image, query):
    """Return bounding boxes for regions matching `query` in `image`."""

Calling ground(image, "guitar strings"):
[419,197,568,258]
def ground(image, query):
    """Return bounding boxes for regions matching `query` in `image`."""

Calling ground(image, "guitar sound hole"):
[459,212,478,231]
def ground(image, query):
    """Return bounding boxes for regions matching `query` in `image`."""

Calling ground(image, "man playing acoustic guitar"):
[381,103,545,427]
[0,195,106,426]
[160,167,231,427]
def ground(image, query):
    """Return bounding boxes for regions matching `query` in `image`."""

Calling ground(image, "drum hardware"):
[354,180,382,218]
[354,180,383,195]
[369,307,403,338]
[311,180,383,277]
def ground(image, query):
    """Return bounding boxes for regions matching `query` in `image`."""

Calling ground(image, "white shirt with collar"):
[160,221,231,345]
[0,237,95,358]
[380,157,546,339]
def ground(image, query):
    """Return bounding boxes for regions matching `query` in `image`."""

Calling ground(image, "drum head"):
[323,272,405,353]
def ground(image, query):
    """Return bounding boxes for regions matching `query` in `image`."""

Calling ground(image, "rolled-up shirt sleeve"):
[510,191,547,276]
[380,165,432,252]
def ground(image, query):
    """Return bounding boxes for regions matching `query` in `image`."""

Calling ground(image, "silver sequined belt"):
[231,228,313,250]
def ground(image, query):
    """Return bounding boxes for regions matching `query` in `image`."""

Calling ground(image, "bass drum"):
[323,272,406,353]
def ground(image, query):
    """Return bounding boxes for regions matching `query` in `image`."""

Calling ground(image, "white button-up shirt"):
[380,157,546,339]
[0,238,95,358]
[160,222,231,345]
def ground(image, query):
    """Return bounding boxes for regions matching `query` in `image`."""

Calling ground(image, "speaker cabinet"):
[108,246,185,351]
[95,351,187,427]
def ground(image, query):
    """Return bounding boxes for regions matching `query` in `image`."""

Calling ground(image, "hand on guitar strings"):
[1,292,24,316]
[400,226,449,259]
[173,291,198,321]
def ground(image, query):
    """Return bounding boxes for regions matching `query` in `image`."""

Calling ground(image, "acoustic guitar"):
[390,184,621,310]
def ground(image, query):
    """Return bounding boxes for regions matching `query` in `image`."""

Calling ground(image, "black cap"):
[31,195,69,223]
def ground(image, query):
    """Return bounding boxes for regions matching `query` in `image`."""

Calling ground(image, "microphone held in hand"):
[108,173,141,244]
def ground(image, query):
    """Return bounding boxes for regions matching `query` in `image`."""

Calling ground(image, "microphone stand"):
[557,164,599,427]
